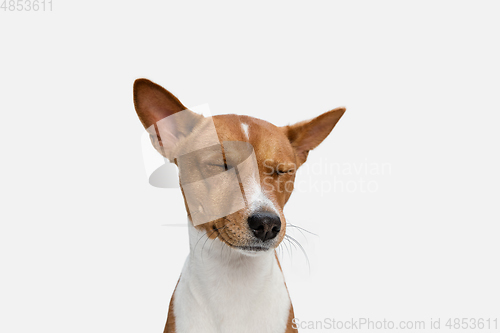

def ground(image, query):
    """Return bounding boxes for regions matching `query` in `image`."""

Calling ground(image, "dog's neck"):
[171,220,291,333]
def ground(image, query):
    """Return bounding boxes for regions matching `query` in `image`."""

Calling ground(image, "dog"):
[133,79,345,333]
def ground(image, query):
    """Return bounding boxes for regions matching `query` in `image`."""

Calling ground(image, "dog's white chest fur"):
[172,223,291,333]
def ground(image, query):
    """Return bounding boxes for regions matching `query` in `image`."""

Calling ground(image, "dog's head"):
[133,79,344,256]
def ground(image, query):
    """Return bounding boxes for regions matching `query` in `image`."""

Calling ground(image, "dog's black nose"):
[248,212,281,242]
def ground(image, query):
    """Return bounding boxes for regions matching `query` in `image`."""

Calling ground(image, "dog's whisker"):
[193,227,212,254]
[277,246,283,260]
[193,225,219,254]
[193,234,207,256]
[280,236,293,261]
[200,225,227,261]
[284,234,311,272]
[215,225,229,257]
[202,226,223,250]
[286,225,309,245]
[286,222,318,237]
[284,234,298,252]
[210,225,228,253]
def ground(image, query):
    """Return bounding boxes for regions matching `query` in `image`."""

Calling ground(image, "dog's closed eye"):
[276,168,294,176]
[207,162,230,171]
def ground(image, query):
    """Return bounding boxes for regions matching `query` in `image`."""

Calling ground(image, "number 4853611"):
[1,0,53,11]
[445,318,498,330]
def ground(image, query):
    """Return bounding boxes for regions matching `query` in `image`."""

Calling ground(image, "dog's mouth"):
[212,225,271,253]
[234,245,268,252]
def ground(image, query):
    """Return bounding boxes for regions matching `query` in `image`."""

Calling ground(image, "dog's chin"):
[234,245,273,257]
[216,235,275,257]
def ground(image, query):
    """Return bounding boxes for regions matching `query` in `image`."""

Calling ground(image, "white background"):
[1,1,499,332]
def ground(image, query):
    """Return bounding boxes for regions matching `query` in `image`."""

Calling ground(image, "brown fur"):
[163,279,179,333]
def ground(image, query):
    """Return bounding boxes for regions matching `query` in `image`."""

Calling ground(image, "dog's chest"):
[172,253,291,333]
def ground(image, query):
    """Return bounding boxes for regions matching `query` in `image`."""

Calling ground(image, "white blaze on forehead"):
[243,177,279,216]
[235,140,279,215]
[241,122,250,139]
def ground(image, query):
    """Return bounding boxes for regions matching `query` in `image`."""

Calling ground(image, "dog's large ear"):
[283,107,345,166]
[133,79,203,159]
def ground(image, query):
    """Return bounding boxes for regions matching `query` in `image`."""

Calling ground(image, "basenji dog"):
[133,79,345,333]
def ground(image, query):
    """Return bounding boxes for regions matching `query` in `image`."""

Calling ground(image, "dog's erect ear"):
[283,107,345,166]
[133,78,203,159]
[133,78,188,129]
